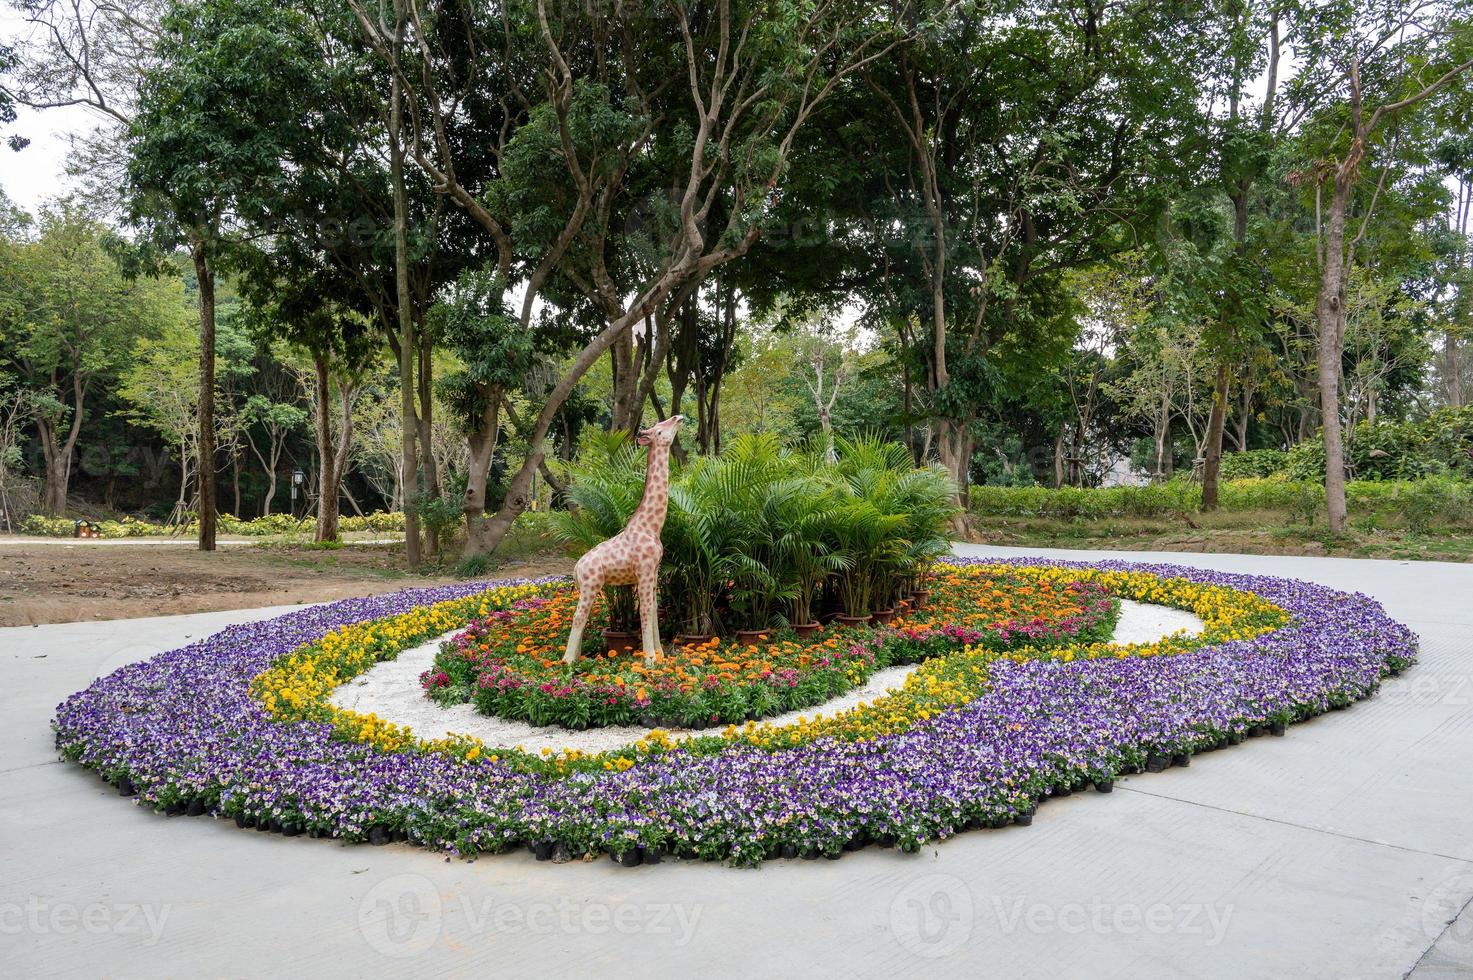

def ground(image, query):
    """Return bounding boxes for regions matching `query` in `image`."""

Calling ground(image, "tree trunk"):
[1315,176,1353,534]
[1201,362,1229,509]
[312,352,341,542]
[36,417,70,515]
[1450,331,1464,409]
[461,392,502,559]
[263,466,276,518]
[192,239,218,552]
[1053,425,1066,489]
[416,326,439,559]
[416,324,440,497]
[390,78,422,567]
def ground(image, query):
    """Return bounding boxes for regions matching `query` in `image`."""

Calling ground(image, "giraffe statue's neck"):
[628,443,671,533]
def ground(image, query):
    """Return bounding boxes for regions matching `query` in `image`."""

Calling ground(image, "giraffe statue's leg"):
[564,579,597,664]
[638,573,663,664]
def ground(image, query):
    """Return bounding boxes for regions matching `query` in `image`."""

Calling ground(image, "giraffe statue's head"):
[636,415,684,448]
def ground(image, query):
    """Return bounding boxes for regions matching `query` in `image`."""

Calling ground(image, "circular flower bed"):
[53,559,1417,866]
[421,565,1118,730]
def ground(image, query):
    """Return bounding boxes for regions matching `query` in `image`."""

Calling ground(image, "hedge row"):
[19,511,410,538]
[970,475,1473,530]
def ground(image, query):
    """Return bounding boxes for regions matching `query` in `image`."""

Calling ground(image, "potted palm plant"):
[772,475,847,640]
[661,455,739,644]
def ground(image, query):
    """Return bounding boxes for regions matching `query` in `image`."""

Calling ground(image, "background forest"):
[3,0,1473,567]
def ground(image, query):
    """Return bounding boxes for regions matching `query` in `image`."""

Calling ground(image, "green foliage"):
[19,510,409,538]
[971,482,1202,518]
[408,493,465,554]
[554,432,958,635]
[1287,409,1473,481]
[1220,449,1290,480]
[971,475,1473,533]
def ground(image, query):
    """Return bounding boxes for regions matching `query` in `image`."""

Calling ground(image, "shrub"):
[1287,410,1473,482]
[1219,449,1288,479]
[341,511,407,533]
[970,481,1200,518]
[20,509,409,538]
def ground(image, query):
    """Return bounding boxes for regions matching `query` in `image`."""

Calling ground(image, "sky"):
[1,8,106,214]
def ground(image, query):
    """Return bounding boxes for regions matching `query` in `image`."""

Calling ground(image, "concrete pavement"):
[2,547,1471,978]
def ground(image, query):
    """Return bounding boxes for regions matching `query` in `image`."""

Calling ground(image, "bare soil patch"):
[0,538,574,627]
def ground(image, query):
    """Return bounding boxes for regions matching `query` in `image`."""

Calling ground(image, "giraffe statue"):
[563,415,684,665]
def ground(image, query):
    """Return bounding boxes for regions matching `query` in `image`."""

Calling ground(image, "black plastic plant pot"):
[185,799,206,817]
[1053,784,1072,797]
[1014,812,1033,827]
[282,824,304,838]
[165,802,186,817]
[643,846,663,865]
[117,780,136,798]
[1145,755,1168,773]
[269,819,285,834]
[1270,721,1287,736]
[1249,725,1267,737]
[1172,753,1191,768]
[1228,732,1244,745]
[533,841,554,861]
[367,826,392,846]
[1095,779,1114,794]
[234,815,248,829]
[393,829,410,843]
[618,849,642,868]
[824,851,842,860]
[779,844,798,859]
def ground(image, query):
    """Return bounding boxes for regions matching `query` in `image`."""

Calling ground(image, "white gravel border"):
[328,598,1204,756]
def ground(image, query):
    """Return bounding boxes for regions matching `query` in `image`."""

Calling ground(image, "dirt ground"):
[0,537,574,627]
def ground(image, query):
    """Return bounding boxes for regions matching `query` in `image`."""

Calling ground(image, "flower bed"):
[422,566,1118,730]
[52,559,1416,866]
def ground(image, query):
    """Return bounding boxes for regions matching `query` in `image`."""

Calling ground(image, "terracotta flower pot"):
[871,608,895,625]
[792,622,822,641]
[910,589,930,610]
[734,629,768,646]
[602,630,638,655]
[835,614,871,629]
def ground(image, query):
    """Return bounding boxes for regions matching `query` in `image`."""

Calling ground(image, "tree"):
[783,0,1216,521]
[125,0,329,549]
[0,207,179,514]
[241,393,306,517]
[429,267,533,557]
[1290,2,1473,531]
[353,0,906,559]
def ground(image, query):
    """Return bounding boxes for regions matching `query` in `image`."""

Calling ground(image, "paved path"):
[2,547,1471,978]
